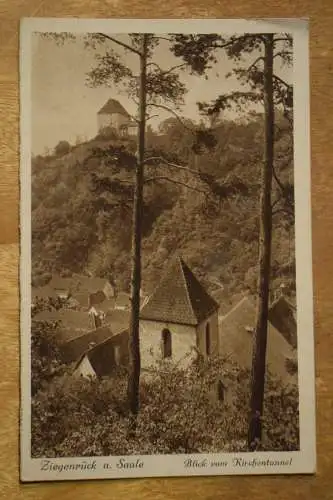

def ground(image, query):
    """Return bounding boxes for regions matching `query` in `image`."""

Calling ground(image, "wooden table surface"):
[1,1,333,498]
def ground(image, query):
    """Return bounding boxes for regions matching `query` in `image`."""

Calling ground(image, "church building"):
[139,256,219,368]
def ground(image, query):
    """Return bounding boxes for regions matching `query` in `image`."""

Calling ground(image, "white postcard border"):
[20,17,315,482]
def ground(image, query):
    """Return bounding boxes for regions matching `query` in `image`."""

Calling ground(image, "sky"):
[31,33,292,155]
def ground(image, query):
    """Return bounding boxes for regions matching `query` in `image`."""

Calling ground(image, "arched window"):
[114,345,121,365]
[161,328,172,358]
[205,323,211,356]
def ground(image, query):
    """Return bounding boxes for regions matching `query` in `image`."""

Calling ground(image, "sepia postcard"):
[20,17,316,482]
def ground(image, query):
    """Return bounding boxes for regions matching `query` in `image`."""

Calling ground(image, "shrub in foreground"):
[31,356,299,457]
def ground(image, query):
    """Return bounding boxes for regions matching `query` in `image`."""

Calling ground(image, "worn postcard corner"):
[20,17,315,482]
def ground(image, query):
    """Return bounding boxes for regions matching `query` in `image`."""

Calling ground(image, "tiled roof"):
[115,292,131,308]
[73,276,110,293]
[95,298,116,314]
[74,328,129,373]
[50,274,112,295]
[71,292,90,307]
[31,285,58,300]
[33,309,95,341]
[62,325,114,363]
[49,275,74,291]
[219,296,297,383]
[268,295,297,347]
[97,99,130,117]
[140,256,219,326]
[105,309,130,333]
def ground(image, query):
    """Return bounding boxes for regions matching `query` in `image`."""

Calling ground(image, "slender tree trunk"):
[127,34,148,416]
[248,34,274,450]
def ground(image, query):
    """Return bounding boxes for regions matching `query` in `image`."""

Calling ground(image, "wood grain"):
[1,1,332,498]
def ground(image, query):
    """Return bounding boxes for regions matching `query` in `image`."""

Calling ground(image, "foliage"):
[84,33,187,107]
[31,319,66,396]
[54,140,71,156]
[31,355,299,457]
[31,112,295,299]
[95,126,119,141]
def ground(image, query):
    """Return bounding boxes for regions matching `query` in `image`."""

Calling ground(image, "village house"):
[31,285,59,306]
[268,295,297,348]
[90,298,116,316]
[139,256,219,368]
[72,275,115,300]
[48,275,73,300]
[97,98,138,137]
[73,328,129,379]
[219,296,298,384]
[114,291,131,311]
[48,274,115,305]
[32,308,98,343]
[105,309,130,333]
[59,324,120,364]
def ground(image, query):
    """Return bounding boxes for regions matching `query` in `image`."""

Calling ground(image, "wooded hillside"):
[32,112,294,304]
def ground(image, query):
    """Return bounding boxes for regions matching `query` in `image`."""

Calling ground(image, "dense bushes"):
[31,355,299,457]
[95,126,119,141]
[31,320,66,396]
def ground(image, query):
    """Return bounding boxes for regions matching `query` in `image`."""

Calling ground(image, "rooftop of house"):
[74,328,129,373]
[70,291,90,308]
[73,275,111,293]
[31,285,58,300]
[139,256,219,326]
[97,99,130,117]
[105,309,130,332]
[49,275,74,291]
[115,292,131,308]
[94,298,116,314]
[49,274,112,295]
[32,309,95,342]
[62,325,115,363]
[268,295,297,347]
[219,296,297,384]
[211,288,242,316]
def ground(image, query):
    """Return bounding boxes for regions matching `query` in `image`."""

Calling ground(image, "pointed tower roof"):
[140,256,219,326]
[97,99,130,116]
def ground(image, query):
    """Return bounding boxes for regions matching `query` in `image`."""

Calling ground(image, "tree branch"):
[144,176,209,195]
[147,62,187,75]
[247,56,264,72]
[210,34,260,51]
[272,207,294,217]
[273,37,291,45]
[146,102,194,131]
[273,51,292,60]
[273,74,291,89]
[152,36,172,42]
[97,33,143,56]
[144,156,202,175]
[272,163,286,193]
[271,197,282,211]
[160,63,187,75]
[146,114,159,122]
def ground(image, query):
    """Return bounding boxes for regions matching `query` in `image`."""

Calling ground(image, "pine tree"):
[42,32,187,416]
[170,32,293,447]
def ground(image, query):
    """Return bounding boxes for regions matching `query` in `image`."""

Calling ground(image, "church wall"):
[139,319,197,369]
[196,310,219,357]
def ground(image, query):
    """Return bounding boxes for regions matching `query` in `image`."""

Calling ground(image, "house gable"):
[74,329,129,378]
[219,296,297,383]
[268,295,297,348]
